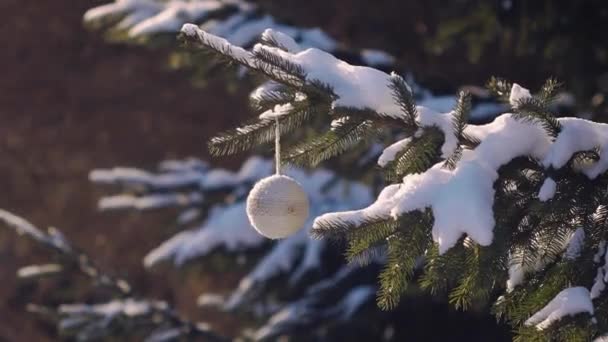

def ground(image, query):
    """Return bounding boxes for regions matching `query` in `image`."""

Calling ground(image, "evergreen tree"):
[174,23,608,341]
[83,0,397,87]
[0,210,228,341]
[3,2,605,341]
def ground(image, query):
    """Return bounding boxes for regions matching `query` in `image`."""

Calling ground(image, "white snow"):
[544,118,608,179]
[538,177,557,202]
[507,228,582,291]
[377,137,412,167]
[524,287,594,330]
[224,166,373,309]
[591,243,608,299]
[98,192,203,211]
[143,202,264,267]
[288,238,323,283]
[253,263,375,340]
[253,44,405,119]
[159,158,208,172]
[17,264,63,279]
[416,106,459,158]
[564,228,585,260]
[176,208,201,225]
[506,259,526,292]
[83,0,162,24]
[298,28,337,51]
[142,157,372,268]
[130,1,224,37]
[202,12,250,37]
[258,103,294,119]
[222,15,276,46]
[595,241,606,263]
[197,293,225,308]
[317,114,552,254]
[360,49,396,67]
[591,267,606,299]
[90,167,204,189]
[262,28,301,53]
[509,83,532,107]
[181,24,254,64]
[334,285,375,319]
[59,298,163,317]
[0,209,47,241]
[418,95,455,113]
[224,228,308,310]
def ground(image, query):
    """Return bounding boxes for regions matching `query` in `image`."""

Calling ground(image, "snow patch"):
[509,83,532,107]
[377,137,412,167]
[544,118,608,179]
[258,103,294,119]
[538,177,557,202]
[317,114,552,254]
[564,228,585,260]
[181,24,254,64]
[253,44,405,119]
[525,287,594,330]
[360,49,396,67]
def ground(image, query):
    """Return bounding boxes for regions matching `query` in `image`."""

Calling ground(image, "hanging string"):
[275,116,281,175]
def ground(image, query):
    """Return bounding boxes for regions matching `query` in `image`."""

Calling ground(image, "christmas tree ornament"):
[246,117,309,239]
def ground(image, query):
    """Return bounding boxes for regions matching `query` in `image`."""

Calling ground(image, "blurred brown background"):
[1,0,606,340]
[0,0,252,340]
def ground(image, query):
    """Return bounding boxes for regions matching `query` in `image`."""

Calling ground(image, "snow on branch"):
[84,0,397,71]
[316,114,550,253]
[525,287,594,330]
[253,262,379,341]
[315,80,608,255]
[1,210,227,341]
[142,158,372,268]
[91,156,272,212]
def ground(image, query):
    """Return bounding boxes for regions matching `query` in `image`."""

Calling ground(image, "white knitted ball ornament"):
[246,174,309,239]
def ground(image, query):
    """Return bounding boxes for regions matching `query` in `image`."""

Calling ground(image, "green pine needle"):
[209,101,327,156]
[345,219,399,265]
[512,96,561,138]
[382,127,443,182]
[388,73,418,127]
[284,115,380,167]
[486,76,513,103]
[539,77,562,104]
[443,90,474,170]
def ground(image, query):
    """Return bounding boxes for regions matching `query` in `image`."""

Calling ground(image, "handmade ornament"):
[246,117,309,239]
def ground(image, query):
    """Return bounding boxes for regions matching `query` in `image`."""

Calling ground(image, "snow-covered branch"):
[0,210,228,341]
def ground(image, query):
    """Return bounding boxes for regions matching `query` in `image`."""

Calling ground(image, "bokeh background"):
[1,0,606,340]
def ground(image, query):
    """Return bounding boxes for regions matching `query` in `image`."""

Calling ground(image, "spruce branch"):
[249,86,297,112]
[0,210,131,296]
[311,215,391,241]
[382,127,444,182]
[539,77,562,104]
[179,25,255,70]
[486,76,513,103]
[345,219,399,265]
[448,245,488,310]
[209,100,327,156]
[388,73,418,128]
[284,115,380,167]
[512,96,562,138]
[253,46,307,82]
[0,210,227,341]
[418,242,466,296]
[377,213,432,310]
[443,90,475,170]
